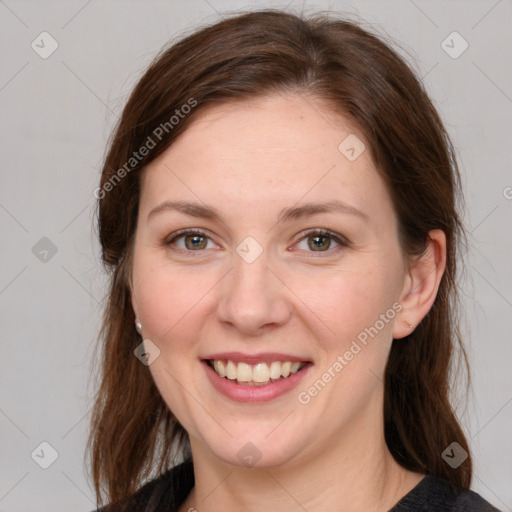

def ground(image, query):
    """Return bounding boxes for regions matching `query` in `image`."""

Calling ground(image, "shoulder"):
[391,475,502,512]
[92,459,194,512]
[451,489,503,512]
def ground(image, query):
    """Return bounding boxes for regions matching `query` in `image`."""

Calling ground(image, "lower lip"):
[202,360,312,403]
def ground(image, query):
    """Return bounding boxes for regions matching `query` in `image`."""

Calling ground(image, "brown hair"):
[86,9,471,508]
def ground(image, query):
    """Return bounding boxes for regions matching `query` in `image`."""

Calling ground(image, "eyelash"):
[165,228,349,256]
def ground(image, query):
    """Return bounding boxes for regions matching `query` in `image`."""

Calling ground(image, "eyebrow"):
[147,199,369,224]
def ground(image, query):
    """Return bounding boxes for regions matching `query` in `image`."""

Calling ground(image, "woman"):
[87,9,500,512]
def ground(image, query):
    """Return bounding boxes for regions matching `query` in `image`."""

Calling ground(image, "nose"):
[216,249,292,336]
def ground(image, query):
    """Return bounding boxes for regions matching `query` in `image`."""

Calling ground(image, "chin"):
[199,430,306,470]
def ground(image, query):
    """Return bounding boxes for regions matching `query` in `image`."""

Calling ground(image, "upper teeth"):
[212,360,306,384]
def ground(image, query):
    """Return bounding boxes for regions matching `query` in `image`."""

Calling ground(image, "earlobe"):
[130,292,143,335]
[393,229,447,340]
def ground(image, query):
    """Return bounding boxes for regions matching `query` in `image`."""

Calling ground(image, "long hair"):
[86,9,471,507]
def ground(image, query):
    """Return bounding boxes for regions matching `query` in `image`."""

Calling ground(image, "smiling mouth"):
[205,359,310,386]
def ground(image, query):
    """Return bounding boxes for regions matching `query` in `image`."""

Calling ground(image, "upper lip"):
[202,352,311,364]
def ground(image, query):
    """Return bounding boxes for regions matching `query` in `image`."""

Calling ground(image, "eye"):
[166,229,217,253]
[293,229,348,254]
[165,228,349,256]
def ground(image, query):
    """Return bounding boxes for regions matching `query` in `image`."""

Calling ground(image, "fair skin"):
[130,93,446,512]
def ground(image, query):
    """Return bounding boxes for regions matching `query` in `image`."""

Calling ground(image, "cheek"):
[132,259,212,430]
[292,264,396,346]
[133,245,403,356]
[132,257,217,350]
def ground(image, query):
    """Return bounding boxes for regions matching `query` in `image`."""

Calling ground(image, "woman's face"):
[131,93,410,468]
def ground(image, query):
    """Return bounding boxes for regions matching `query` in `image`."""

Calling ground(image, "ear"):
[128,272,138,319]
[131,292,138,319]
[393,229,447,340]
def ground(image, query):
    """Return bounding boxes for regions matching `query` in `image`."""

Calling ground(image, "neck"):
[181,416,424,512]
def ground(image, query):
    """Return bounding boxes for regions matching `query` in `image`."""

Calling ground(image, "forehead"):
[154,93,357,165]
[138,93,396,231]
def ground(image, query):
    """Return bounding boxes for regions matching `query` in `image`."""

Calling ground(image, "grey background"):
[0,0,511,510]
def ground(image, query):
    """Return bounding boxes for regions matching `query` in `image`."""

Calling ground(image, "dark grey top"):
[94,458,502,511]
